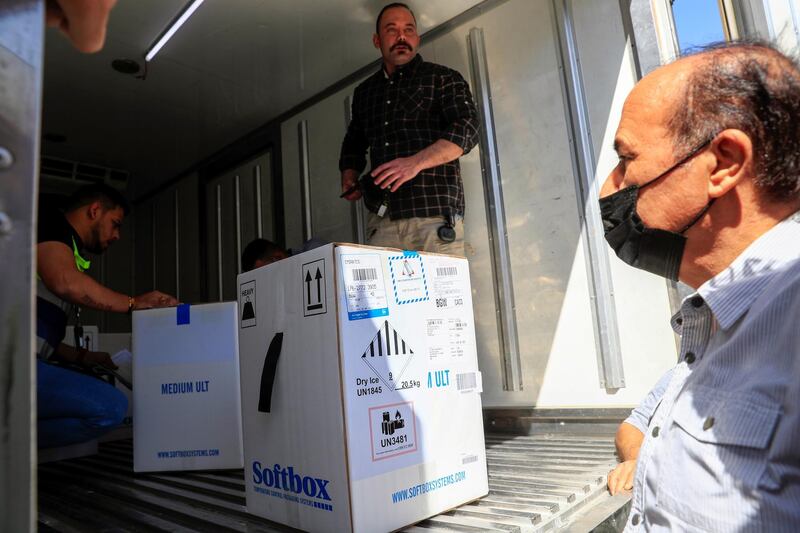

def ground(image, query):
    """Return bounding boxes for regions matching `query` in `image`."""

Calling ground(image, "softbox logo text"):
[252,461,332,501]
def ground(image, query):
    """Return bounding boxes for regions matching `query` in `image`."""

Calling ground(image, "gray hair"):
[669,40,800,201]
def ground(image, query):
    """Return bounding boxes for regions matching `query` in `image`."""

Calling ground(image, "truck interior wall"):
[279,80,375,248]
[203,152,277,302]
[533,0,677,408]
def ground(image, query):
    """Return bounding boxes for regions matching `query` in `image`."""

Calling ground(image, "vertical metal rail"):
[234,174,242,273]
[552,0,625,389]
[174,189,180,301]
[297,120,313,242]
[255,164,263,239]
[467,27,523,391]
[215,184,223,301]
[151,203,157,289]
[343,95,366,244]
[0,1,43,530]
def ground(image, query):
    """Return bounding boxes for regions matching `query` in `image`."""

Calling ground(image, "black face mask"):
[599,139,715,281]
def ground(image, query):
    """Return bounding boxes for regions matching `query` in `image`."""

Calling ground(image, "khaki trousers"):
[366,213,465,256]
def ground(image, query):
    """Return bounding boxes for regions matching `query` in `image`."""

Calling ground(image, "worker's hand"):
[341,170,362,201]
[372,156,421,192]
[134,291,179,310]
[81,350,117,370]
[46,0,117,53]
[608,459,637,495]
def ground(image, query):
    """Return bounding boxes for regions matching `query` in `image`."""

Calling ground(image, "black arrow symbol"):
[305,270,312,304]
[315,268,322,303]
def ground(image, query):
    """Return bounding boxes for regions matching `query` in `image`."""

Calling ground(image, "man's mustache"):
[391,42,412,52]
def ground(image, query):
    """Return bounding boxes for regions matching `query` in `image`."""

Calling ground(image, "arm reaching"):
[38,241,178,313]
[371,139,464,192]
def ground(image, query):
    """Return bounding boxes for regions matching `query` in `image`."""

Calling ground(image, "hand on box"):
[134,291,179,310]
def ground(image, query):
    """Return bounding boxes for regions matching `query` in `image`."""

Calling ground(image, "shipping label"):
[388,253,429,305]
[368,401,418,461]
[341,254,389,321]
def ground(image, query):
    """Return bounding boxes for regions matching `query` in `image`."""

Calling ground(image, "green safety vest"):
[72,237,90,272]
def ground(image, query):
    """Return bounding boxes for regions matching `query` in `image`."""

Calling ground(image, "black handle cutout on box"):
[258,332,284,413]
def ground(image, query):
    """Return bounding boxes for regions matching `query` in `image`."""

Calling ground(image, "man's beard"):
[85,225,105,254]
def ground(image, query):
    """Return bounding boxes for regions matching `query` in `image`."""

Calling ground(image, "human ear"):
[708,129,752,198]
[88,201,102,220]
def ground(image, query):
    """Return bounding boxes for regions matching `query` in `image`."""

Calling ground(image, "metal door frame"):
[0,1,44,530]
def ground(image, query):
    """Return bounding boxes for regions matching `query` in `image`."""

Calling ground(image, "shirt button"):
[703,416,715,430]
[651,426,660,438]
[631,513,641,526]
[384,121,388,125]
[685,352,696,364]
[387,100,391,104]
[691,295,704,308]
[385,142,389,146]
[676,317,683,326]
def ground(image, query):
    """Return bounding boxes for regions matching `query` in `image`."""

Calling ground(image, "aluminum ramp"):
[38,435,629,532]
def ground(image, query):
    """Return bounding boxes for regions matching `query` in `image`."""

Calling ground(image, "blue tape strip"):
[176,303,191,325]
[403,250,419,257]
[348,308,389,321]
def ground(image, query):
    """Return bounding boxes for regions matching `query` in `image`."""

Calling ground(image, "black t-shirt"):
[36,202,84,357]
[37,202,83,251]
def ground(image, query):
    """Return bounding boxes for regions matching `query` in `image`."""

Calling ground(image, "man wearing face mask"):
[37,184,178,448]
[339,2,479,256]
[599,41,800,531]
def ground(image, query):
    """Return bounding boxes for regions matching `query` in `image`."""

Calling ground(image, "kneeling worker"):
[37,184,178,449]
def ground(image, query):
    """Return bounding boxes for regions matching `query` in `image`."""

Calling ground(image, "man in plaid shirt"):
[339,2,480,256]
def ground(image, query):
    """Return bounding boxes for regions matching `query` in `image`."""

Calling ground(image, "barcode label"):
[353,268,377,281]
[462,454,478,465]
[456,372,477,391]
[436,266,458,277]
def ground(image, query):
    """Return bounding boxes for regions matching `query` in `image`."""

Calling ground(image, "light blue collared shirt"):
[624,368,673,435]
[625,211,800,532]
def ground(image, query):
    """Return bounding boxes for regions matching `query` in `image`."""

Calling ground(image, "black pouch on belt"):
[359,173,389,215]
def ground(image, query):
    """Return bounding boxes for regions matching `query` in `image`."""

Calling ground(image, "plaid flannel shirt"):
[339,54,480,220]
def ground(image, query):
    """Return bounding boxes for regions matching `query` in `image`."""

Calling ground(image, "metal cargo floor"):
[38,435,628,532]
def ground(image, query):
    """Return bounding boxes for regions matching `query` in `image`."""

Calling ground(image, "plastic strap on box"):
[258,332,284,413]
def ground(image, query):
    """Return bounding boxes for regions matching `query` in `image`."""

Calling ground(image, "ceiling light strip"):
[144,0,205,62]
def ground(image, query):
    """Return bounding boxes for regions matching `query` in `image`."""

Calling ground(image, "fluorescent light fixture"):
[145,0,205,62]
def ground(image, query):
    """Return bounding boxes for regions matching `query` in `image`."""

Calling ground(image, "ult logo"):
[252,461,331,501]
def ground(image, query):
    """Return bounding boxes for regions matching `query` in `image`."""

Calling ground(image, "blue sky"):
[672,0,727,53]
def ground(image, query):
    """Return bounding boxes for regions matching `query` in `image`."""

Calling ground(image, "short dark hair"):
[241,239,288,272]
[65,183,131,215]
[669,40,800,201]
[376,2,416,34]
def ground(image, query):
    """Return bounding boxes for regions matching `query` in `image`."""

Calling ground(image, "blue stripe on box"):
[177,303,191,325]
[348,308,389,321]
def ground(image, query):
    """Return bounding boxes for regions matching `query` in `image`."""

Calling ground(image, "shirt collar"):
[382,53,423,79]
[696,210,800,330]
[64,213,85,251]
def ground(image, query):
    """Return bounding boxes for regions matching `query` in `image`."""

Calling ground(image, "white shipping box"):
[133,302,243,472]
[237,244,488,532]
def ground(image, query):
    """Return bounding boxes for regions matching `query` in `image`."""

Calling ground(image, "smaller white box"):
[132,302,243,472]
